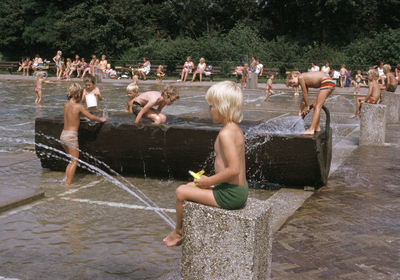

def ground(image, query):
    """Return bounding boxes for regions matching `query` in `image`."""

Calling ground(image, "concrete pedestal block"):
[181,198,273,279]
[380,91,400,123]
[94,68,102,83]
[246,72,258,89]
[360,103,386,146]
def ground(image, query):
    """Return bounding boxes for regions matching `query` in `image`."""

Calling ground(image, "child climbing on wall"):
[163,81,248,247]
[132,84,179,124]
[34,72,53,104]
[262,74,275,101]
[125,83,140,113]
[60,83,106,186]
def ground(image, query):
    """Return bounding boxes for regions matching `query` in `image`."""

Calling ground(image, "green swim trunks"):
[212,182,248,210]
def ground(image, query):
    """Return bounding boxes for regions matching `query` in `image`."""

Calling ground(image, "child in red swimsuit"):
[35,72,53,104]
[350,69,381,120]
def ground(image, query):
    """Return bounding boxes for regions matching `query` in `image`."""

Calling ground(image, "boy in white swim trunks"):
[164,81,248,247]
[60,83,107,186]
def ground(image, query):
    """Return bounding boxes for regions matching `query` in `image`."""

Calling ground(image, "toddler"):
[241,63,249,89]
[34,72,53,104]
[263,74,275,101]
[125,83,140,113]
[82,73,102,111]
[156,65,164,83]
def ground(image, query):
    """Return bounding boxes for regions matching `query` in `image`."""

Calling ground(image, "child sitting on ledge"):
[350,69,381,120]
[164,81,248,247]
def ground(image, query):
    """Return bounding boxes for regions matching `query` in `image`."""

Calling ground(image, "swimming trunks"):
[367,97,377,104]
[60,130,79,149]
[320,78,336,92]
[387,85,396,92]
[35,88,41,93]
[356,81,361,84]
[212,182,248,210]
[242,73,247,77]
[132,101,143,115]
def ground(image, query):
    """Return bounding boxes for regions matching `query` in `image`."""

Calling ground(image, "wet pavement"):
[271,124,400,279]
[1,74,399,279]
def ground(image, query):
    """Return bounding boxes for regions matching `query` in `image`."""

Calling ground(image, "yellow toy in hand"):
[189,170,204,186]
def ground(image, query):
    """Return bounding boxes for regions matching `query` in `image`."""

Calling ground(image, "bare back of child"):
[132,85,179,124]
[61,83,106,186]
[163,81,247,247]
[381,64,398,92]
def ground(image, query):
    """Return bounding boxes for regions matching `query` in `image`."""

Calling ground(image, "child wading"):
[60,83,106,186]
[35,72,53,104]
[286,71,336,135]
[164,81,248,247]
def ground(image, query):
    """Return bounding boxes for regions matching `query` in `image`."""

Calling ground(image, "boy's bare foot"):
[294,93,299,96]
[301,128,315,135]
[349,114,359,119]
[163,230,183,247]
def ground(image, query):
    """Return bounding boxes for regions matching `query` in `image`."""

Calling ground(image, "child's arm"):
[78,104,107,122]
[135,98,158,123]
[194,130,240,188]
[125,99,133,113]
[94,88,103,101]
[364,84,373,102]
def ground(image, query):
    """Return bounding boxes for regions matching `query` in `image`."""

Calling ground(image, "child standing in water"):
[34,72,53,104]
[339,64,347,88]
[353,70,365,94]
[81,73,103,111]
[164,81,248,247]
[241,63,249,89]
[125,83,139,113]
[350,69,381,120]
[132,70,139,84]
[60,83,106,186]
[132,84,179,124]
[262,74,275,101]
[156,65,164,83]
[286,71,336,135]
[53,50,62,81]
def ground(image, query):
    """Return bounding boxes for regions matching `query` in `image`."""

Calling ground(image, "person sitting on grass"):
[350,69,381,120]
[163,81,248,247]
[286,71,336,135]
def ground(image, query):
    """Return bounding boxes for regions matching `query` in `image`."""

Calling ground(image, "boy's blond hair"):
[36,72,43,79]
[285,71,300,87]
[67,83,83,100]
[206,81,243,123]
[383,64,391,73]
[83,73,96,84]
[158,65,163,69]
[126,83,139,94]
[161,85,180,100]
[368,69,379,80]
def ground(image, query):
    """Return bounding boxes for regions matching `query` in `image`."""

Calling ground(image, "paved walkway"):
[271,124,400,279]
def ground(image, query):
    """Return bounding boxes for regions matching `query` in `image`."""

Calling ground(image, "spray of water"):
[32,133,176,228]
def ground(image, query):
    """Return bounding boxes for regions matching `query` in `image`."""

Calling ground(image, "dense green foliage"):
[1,0,400,69]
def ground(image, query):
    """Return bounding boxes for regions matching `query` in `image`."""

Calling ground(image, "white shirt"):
[310,66,320,72]
[321,66,330,74]
[255,64,263,74]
